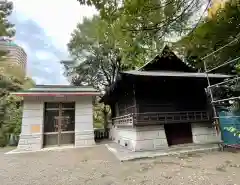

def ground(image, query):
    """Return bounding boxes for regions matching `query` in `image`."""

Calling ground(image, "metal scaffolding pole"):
[201,33,240,61]
[212,96,240,103]
[202,33,240,135]
[207,56,240,73]
[208,76,240,89]
[203,60,219,132]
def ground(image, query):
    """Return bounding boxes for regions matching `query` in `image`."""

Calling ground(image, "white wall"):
[22,100,44,134]
[111,122,221,152]
[135,126,168,151]
[17,95,95,152]
[192,123,221,144]
[115,127,137,150]
[75,96,95,147]
[112,125,168,151]
[17,99,44,151]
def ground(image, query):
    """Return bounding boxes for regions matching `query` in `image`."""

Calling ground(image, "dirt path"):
[0,146,239,185]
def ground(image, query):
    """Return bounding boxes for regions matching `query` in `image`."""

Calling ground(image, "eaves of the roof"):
[11,85,100,96]
[121,70,231,78]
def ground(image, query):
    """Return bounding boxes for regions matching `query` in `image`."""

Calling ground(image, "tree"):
[77,0,207,65]
[92,96,110,128]
[63,16,131,128]
[174,0,240,140]
[78,0,204,35]
[176,0,240,73]
[0,1,34,146]
[0,1,15,37]
[67,0,207,126]
[64,16,121,88]
[174,0,240,104]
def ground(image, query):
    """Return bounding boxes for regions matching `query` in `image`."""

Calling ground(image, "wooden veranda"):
[113,110,210,126]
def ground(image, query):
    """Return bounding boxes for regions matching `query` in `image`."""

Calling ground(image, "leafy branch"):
[224,126,240,138]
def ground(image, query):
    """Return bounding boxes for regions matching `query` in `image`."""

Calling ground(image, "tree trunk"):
[103,105,108,129]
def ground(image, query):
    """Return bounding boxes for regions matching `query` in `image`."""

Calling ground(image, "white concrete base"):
[112,125,168,151]
[192,123,221,144]
[110,122,221,152]
[13,130,96,153]
[17,134,43,152]
[75,131,95,148]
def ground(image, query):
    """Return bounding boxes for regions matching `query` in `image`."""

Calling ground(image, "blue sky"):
[10,0,96,85]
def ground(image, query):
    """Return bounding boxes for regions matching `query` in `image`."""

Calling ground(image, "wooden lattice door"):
[43,102,75,146]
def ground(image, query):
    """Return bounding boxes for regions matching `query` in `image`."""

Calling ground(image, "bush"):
[0,130,7,147]
[0,94,22,147]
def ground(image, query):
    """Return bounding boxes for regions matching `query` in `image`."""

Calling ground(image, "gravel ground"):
[0,146,240,185]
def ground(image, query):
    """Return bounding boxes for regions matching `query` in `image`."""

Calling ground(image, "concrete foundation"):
[111,122,221,152]
[192,123,221,143]
[75,131,95,147]
[112,125,168,151]
[17,134,42,151]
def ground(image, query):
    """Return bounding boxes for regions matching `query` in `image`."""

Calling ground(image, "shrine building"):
[102,46,229,151]
[12,85,100,152]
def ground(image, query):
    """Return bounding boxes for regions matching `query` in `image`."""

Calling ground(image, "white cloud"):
[10,0,94,85]
[44,67,53,74]
[32,76,47,84]
[15,40,31,54]
[35,50,58,61]
[11,0,97,52]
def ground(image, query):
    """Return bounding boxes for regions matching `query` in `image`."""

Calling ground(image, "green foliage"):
[78,0,202,35]
[176,0,240,72]
[63,16,118,127]
[0,93,23,146]
[77,0,204,65]
[68,0,207,126]
[94,91,112,128]
[93,98,104,128]
[0,1,15,37]
[65,16,130,88]
[223,101,240,139]
[0,95,22,133]
[0,1,34,147]
[173,0,240,107]
[224,126,240,138]
[93,97,110,128]
[0,72,30,147]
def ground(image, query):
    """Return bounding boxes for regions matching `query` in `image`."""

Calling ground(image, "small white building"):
[12,85,100,152]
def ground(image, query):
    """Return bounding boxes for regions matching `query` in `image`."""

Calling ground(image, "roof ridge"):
[136,45,195,72]
[137,45,167,71]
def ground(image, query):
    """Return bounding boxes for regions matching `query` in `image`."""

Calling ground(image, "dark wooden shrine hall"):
[100,46,230,127]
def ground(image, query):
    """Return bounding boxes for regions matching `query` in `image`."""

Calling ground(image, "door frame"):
[164,122,193,146]
[43,102,75,147]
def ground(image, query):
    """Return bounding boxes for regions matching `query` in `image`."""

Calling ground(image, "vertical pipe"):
[203,61,219,134]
